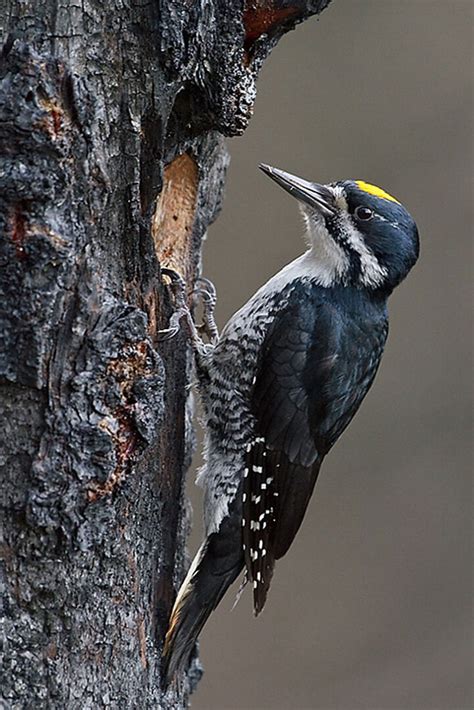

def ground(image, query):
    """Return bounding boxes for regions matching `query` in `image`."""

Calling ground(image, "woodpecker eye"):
[355,206,374,221]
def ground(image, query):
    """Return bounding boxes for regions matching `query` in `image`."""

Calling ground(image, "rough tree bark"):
[0,1,331,707]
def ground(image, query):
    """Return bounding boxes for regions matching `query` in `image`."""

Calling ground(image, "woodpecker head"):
[260,164,419,294]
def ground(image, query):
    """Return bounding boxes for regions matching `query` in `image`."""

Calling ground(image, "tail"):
[162,519,244,684]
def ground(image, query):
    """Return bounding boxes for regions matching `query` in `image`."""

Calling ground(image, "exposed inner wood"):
[152,153,199,281]
[243,3,299,45]
[0,1,330,704]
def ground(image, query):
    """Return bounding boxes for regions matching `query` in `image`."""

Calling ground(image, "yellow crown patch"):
[355,181,401,204]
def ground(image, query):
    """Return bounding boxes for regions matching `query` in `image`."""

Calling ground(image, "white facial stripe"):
[332,184,387,287]
[378,213,403,231]
[301,186,386,287]
[300,205,350,286]
[341,215,387,287]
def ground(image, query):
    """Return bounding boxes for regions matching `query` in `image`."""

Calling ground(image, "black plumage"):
[162,491,244,683]
[243,283,388,612]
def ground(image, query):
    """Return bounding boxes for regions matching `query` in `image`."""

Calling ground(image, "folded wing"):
[242,285,386,614]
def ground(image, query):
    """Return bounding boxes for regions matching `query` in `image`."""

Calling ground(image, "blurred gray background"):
[187,1,473,708]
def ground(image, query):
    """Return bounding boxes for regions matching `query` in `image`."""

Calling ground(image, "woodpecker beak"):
[259,164,337,216]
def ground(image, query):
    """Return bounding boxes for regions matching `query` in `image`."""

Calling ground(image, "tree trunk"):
[0,1,331,706]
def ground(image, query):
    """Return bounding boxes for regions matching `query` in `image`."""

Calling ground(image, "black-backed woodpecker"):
[161,164,420,682]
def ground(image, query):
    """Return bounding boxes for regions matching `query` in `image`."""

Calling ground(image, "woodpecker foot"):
[192,277,219,344]
[158,268,194,341]
[158,269,219,352]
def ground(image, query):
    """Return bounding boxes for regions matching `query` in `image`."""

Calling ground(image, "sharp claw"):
[161,267,184,285]
[191,290,215,315]
[157,326,180,341]
[199,291,215,304]
[159,270,219,346]
[158,269,189,340]
[189,276,219,343]
[194,276,217,299]
[157,305,189,341]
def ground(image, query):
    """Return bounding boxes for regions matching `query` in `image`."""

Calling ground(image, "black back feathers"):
[242,283,388,613]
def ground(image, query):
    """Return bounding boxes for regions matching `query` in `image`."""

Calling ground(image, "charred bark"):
[0,1,331,706]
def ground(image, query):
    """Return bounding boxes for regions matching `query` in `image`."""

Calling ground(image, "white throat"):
[303,209,350,287]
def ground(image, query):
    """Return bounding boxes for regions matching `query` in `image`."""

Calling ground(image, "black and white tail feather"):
[162,496,244,683]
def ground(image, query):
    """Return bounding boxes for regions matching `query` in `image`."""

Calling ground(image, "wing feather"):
[242,284,388,614]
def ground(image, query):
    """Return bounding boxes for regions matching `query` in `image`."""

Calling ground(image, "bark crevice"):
[0,1,332,706]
